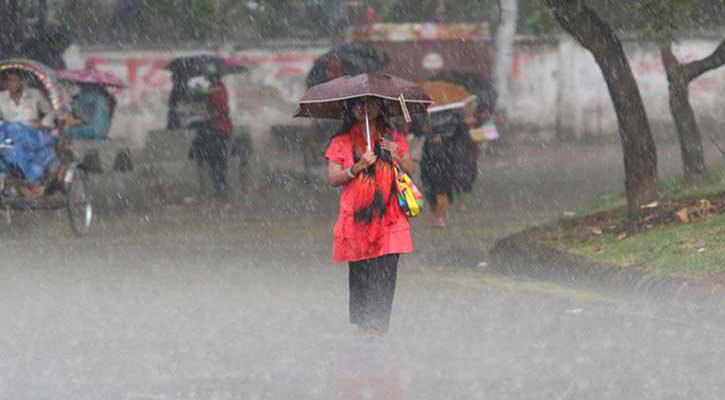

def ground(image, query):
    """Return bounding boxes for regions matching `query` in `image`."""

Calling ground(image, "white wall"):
[64,36,725,147]
[64,46,327,148]
[509,36,725,141]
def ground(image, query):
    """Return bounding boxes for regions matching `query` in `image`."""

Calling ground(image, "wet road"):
[1,143,724,399]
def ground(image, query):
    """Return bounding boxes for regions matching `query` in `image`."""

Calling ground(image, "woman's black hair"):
[333,96,393,138]
[430,109,465,134]
[324,97,396,165]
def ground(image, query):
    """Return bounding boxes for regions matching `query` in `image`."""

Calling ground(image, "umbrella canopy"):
[295,73,432,120]
[421,81,477,113]
[427,71,497,111]
[56,68,127,88]
[164,55,246,79]
[305,43,389,87]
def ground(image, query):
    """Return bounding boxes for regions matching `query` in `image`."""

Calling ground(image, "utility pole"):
[494,0,518,115]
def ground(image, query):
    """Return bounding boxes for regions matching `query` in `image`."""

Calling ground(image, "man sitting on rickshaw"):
[0,71,54,129]
[0,71,65,195]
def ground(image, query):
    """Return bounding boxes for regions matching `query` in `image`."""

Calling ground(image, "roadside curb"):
[490,228,725,306]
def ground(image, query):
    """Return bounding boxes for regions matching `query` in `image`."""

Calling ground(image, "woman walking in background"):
[416,81,480,228]
[325,96,415,335]
[419,110,476,228]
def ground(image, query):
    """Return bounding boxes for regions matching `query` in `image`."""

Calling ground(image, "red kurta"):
[325,128,413,263]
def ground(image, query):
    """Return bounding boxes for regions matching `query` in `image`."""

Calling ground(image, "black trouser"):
[348,254,399,333]
[192,128,229,193]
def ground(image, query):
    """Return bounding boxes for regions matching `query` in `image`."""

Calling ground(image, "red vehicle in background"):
[276,22,498,172]
[307,22,497,128]
[344,22,498,136]
[345,23,493,93]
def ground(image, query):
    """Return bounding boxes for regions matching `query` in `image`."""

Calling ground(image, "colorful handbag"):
[469,119,499,142]
[393,162,424,218]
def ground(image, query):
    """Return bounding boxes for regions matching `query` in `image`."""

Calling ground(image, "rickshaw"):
[0,59,93,236]
[55,68,132,174]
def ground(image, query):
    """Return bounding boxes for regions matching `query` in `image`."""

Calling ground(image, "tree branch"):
[683,40,725,82]
[543,0,609,56]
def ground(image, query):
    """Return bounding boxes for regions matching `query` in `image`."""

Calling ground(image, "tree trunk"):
[495,0,519,114]
[661,45,705,181]
[660,41,725,182]
[544,0,657,218]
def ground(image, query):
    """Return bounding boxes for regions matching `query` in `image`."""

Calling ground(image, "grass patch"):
[575,163,725,216]
[542,214,725,278]
[535,162,725,282]
[659,166,725,199]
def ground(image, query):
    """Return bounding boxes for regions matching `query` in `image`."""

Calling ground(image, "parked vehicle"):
[0,59,93,235]
[346,22,498,133]
[277,22,498,171]
[56,67,133,174]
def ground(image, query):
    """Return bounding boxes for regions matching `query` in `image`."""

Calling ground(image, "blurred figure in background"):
[21,25,72,70]
[63,83,114,141]
[417,110,477,228]
[190,64,232,197]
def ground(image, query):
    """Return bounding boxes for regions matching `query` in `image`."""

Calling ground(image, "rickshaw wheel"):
[65,166,93,236]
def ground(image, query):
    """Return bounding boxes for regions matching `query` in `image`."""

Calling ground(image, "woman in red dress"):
[325,96,415,335]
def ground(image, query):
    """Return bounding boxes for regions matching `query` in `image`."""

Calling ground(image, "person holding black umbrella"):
[296,73,431,335]
[326,96,414,335]
[189,63,233,197]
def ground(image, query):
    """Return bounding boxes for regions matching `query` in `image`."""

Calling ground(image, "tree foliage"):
[611,0,725,42]
[0,0,46,55]
[0,0,71,67]
[61,0,361,44]
[51,0,557,45]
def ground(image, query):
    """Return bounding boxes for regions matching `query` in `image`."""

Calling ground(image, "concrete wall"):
[64,35,725,147]
[508,37,725,142]
[63,45,326,149]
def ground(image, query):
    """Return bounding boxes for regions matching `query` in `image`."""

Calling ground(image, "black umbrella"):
[164,55,246,78]
[295,73,432,150]
[305,43,389,88]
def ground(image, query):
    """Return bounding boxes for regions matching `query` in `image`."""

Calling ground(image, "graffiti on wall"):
[74,38,725,142]
[81,50,324,111]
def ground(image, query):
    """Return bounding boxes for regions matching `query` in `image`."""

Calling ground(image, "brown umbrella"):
[294,73,432,150]
[295,73,431,120]
[420,80,477,113]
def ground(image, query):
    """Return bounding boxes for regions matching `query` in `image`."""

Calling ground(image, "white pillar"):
[494,0,518,114]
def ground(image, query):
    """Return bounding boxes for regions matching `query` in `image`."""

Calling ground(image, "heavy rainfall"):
[1,0,725,399]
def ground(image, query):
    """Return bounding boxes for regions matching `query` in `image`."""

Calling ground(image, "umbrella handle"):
[399,94,412,123]
[365,109,371,152]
